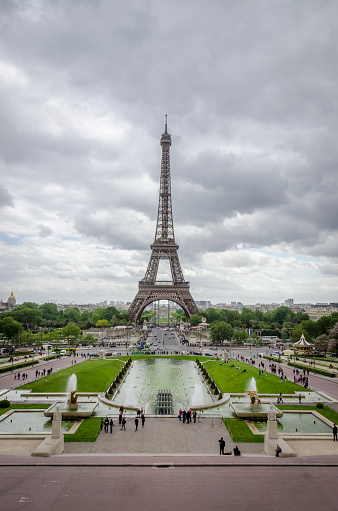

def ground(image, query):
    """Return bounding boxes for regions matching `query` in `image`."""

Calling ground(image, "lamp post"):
[313,349,316,375]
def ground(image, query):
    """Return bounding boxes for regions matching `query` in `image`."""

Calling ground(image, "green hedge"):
[287,361,336,378]
[0,359,39,374]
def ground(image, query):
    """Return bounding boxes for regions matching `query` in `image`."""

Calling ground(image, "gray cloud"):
[1,0,338,304]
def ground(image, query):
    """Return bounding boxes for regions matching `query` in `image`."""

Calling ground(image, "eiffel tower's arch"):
[128,119,199,324]
[129,285,196,323]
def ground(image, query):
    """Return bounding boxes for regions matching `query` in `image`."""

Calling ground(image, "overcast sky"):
[1,0,338,307]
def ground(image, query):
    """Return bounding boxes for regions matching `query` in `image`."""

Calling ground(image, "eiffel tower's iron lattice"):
[128,118,199,323]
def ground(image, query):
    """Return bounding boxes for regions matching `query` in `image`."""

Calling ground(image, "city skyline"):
[1,2,338,306]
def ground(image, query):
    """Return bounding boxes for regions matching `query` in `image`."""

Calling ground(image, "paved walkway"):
[64,417,265,456]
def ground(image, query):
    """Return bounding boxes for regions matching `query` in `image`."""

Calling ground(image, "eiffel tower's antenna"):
[165,114,167,133]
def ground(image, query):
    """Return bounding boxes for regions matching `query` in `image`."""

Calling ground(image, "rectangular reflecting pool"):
[252,412,332,434]
[114,358,213,414]
[0,411,76,434]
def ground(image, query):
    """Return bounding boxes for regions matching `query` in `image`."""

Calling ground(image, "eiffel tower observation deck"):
[128,118,199,323]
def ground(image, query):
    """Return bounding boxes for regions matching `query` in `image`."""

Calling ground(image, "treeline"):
[0,302,130,340]
[174,306,338,346]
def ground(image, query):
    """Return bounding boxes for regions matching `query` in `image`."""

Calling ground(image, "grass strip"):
[223,417,265,443]
[64,417,102,442]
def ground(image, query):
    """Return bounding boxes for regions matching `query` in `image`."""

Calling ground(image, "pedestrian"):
[104,417,109,432]
[100,418,104,431]
[298,394,302,405]
[178,408,182,421]
[141,414,145,428]
[333,424,338,441]
[110,419,114,434]
[193,411,197,423]
[134,417,139,431]
[121,417,126,431]
[198,411,202,422]
[275,444,282,457]
[233,446,241,456]
[218,437,225,455]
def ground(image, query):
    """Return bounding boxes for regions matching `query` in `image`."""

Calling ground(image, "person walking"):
[109,419,114,434]
[104,417,109,433]
[333,424,338,441]
[141,414,145,428]
[121,417,126,431]
[218,437,225,455]
[134,417,139,431]
[100,418,104,431]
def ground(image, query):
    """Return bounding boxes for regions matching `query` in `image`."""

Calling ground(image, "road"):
[0,460,337,511]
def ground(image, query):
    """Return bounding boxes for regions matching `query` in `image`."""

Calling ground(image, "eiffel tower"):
[128,117,199,323]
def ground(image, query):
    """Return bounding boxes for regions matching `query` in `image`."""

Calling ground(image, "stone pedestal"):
[267,419,278,439]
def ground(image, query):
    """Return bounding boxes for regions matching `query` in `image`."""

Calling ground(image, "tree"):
[232,329,248,345]
[63,308,81,323]
[0,317,23,340]
[96,319,109,328]
[10,305,43,329]
[189,315,203,327]
[328,322,338,355]
[290,327,312,344]
[61,323,81,343]
[314,334,329,356]
[210,322,234,345]
[298,320,318,340]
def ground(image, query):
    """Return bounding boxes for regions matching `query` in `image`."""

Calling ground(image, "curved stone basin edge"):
[98,393,231,411]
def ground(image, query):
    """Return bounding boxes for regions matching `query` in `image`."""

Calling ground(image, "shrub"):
[0,399,10,408]
[316,402,324,409]
[214,387,219,395]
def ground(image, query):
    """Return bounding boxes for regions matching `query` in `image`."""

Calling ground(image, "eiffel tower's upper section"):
[154,115,175,244]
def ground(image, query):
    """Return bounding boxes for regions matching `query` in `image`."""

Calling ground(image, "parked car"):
[203,352,212,356]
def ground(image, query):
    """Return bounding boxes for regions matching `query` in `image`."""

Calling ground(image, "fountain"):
[245,377,262,410]
[44,374,97,419]
[67,374,78,410]
[230,378,282,419]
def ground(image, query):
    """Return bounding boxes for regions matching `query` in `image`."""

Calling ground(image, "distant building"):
[0,291,17,311]
[195,301,212,309]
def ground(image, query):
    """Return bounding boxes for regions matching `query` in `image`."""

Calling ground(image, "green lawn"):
[18,359,124,393]
[64,417,102,442]
[223,418,265,443]
[205,359,308,394]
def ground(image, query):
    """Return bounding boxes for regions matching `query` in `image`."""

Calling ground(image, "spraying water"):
[66,374,77,399]
[247,377,257,392]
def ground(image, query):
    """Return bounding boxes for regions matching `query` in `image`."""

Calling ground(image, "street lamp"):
[313,349,316,375]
